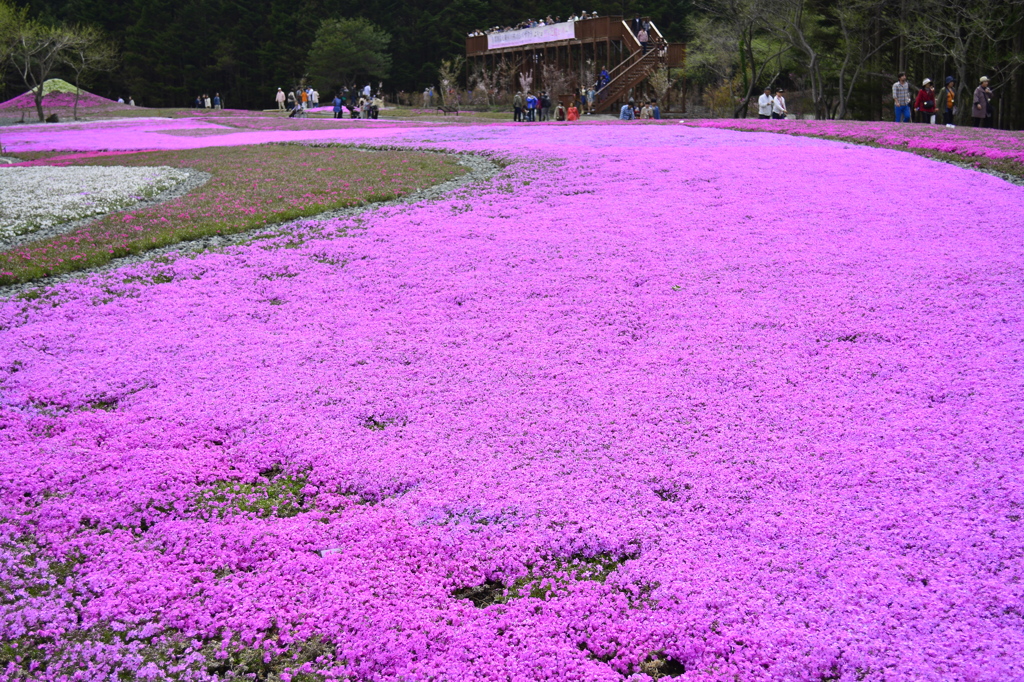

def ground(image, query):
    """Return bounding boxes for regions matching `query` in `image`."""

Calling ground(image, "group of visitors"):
[513,91,554,121]
[893,73,995,127]
[274,85,382,119]
[277,86,319,113]
[756,87,788,119]
[192,93,222,110]
[338,89,384,119]
[468,11,600,36]
[618,98,661,120]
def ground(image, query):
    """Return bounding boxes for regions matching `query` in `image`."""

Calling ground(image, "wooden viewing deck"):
[466,16,685,113]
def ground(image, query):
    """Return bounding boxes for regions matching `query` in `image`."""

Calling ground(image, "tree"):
[437,55,464,108]
[306,17,392,92]
[695,0,789,118]
[899,0,1024,125]
[8,15,76,122]
[61,24,118,120]
[833,0,894,120]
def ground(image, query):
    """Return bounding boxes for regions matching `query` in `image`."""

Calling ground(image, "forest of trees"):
[2,0,1023,128]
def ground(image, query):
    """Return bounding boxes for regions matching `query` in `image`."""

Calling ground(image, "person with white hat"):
[275,88,286,110]
[914,78,938,124]
[972,76,994,128]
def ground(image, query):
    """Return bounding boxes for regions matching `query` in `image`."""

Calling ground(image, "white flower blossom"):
[0,165,190,241]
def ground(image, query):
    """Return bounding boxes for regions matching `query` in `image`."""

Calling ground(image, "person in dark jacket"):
[972,76,993,128]
[940,76,956,127]
[914,78,937,124]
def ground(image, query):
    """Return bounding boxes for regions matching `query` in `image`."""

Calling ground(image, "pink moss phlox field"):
[686,119,1024,167]
[2,121,1024,681]
[1,117,434,153]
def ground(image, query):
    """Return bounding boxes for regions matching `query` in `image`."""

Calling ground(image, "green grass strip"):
[0,144,466,285]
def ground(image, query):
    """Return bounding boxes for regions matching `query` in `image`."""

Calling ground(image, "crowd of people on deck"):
[468,12,601,36]
[274,85,384,119]
[891,73,996,127]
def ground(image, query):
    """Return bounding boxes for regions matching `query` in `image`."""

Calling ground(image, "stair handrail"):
[602,50,662,97]
[593,20,644,89]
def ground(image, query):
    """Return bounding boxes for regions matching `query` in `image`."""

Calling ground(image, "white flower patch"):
[0,165,191,241]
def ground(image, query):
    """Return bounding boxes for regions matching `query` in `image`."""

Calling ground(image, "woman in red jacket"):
[914,78,938,124]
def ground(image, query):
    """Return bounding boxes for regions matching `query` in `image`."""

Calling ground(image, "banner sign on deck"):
[487,22,576,50]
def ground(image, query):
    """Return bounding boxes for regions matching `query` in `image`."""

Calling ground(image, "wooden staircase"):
[592,20,670,114]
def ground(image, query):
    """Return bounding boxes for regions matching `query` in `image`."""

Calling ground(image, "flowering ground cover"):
[0,166,190,244]
[0,117,425,154]
[1,120,1024,681]
[0,144,465,284]
[686,119,1024,179]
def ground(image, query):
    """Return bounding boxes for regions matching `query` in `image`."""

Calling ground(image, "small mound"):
[0,79,129,117]
[35,78,84,96]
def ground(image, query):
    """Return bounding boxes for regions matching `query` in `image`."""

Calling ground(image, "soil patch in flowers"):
[0,143,467,285]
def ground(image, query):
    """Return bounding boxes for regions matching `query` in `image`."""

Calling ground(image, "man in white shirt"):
[772,88,787,119]
[757,86,773,119]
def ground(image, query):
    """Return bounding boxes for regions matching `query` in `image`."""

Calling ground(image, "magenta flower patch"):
[1,120,1023,681]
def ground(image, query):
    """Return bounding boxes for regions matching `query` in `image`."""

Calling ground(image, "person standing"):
[286,90,295,110]
[513,91,523,122]
[637,27,649,55]
[525,92,537,121]
[941,76,956,127]
[333,93,343,119]
[652,101,661,119]
[363,83,372,99]
[757,86,774,119]
[914,78,936,124]
[892,72,911,123]
[213,93,221,109]
[540,92,551,122]
[276,88,286,110]
[772,89,787,119]
[972,76,993,128]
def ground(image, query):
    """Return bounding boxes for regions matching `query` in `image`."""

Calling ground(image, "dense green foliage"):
[6,0,1021,127]
[306,17,392,91]
[12,0,694,109]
